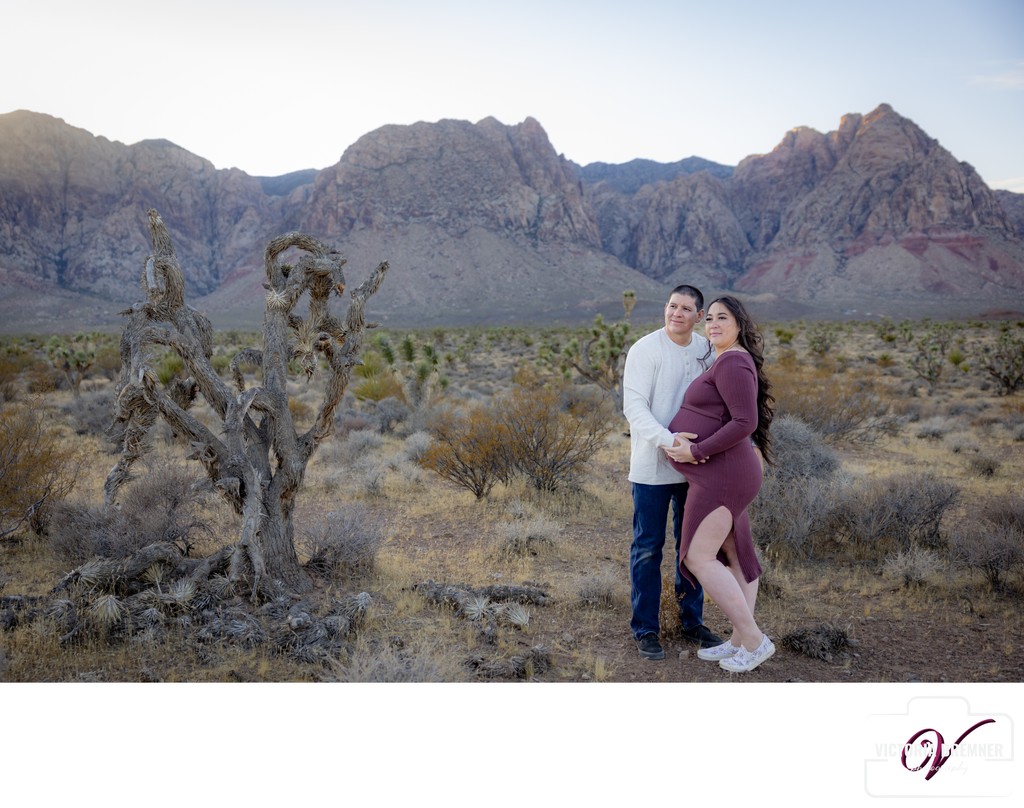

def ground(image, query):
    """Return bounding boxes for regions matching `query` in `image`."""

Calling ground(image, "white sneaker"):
[719,634,775,672]
[697,640,740,661]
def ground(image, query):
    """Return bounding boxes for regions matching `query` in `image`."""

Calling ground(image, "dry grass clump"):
[60,388,118,445]
[1,400,81,539]
[466,644,552,679]
[327,635,473,682]
[494,514,561,560]
[298,504,389,580]
[47,458,211,563]
[882,545,947,588]
[577,571,622,609]
[965,454,1001,478]
[914,416,958,440]
[949,492,1024,590]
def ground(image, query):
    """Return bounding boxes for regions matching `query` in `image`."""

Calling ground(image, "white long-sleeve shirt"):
[622,328,712,484]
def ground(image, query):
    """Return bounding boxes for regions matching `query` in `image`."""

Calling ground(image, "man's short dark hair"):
[669,284,704,311]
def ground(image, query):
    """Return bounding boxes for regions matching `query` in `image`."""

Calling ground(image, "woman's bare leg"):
[683,506,763,651]
[721,532,759,615]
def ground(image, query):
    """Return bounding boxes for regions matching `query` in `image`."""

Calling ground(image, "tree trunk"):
[103,208,388,600]
[246,487,310,595]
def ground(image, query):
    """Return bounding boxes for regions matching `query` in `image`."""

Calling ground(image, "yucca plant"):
[500,602,531,629]
[89,594,125,627]
[461,595,494,622]
[161,578,196,611]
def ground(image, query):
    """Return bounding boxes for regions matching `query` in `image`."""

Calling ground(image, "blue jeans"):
[629,481,705,639]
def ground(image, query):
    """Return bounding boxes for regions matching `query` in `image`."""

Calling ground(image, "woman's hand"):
[664,432,704,464]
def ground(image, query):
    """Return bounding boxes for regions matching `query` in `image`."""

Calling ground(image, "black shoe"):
[680,624,723,648]
[635,633,666,660]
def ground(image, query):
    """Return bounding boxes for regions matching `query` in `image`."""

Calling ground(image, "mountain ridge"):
[0,105,1021,332]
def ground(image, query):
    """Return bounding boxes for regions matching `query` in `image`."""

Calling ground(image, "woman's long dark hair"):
[707,295,775,464]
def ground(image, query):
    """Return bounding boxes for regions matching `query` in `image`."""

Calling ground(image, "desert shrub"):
[882,546,946,588]
[342,428,384,458]
[824,472,960,559]
[331,637,471,682]
[750,416,842,558]
[299,504,388,579]
[0,401,80,539]
[116,460,211,556]
[0,349,35,401]
[875,317,899,344]
[46,459,210,562]
[26,363,61,394]
[495,515,561,560]
[401,431,432,462]
[965,455,1000,478]
[61,389,117,444]
[87,334,121,380]
[770,364,899,444]
[420,403,510,499]
[502,380,615,492]
[349,457,389,498]
[950,523,1024,590]
[977,492,1024,536]
[334,410,375,438]
[773,327,794,345]
[374,396,410,434]
[577,571,621,609]
[947,347,968,372]
[915,416,955,440]
[46,501,149,564]
[287,397,313,423]
[949,493,1024,589]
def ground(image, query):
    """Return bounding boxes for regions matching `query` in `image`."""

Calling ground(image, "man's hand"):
[664,432,704,464]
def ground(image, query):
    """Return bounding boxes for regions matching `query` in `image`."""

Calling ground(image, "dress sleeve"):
[690,354,758,461]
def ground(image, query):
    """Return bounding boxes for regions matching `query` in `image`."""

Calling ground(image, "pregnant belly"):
[668,405,721,441]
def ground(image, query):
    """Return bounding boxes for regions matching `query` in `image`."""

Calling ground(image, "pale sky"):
[3,0,1023,190]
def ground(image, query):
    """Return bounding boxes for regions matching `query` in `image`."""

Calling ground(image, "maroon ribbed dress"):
[667,351,764,584]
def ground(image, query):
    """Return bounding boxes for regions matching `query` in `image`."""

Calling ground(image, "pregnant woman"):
[664,295,775,673]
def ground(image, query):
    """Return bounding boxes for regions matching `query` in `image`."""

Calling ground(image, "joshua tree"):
[46,333,96,397]
[539,290,636,397]
[105,209,387,596]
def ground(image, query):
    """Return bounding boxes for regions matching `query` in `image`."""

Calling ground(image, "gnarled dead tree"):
[105,209,388,596]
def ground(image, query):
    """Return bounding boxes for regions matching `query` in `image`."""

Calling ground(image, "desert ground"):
[1,315,1022,685]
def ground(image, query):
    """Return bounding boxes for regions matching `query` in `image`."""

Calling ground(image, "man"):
[622,284,722,660]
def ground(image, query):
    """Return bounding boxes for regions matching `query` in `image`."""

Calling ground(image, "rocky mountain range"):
[1,104,1021,333]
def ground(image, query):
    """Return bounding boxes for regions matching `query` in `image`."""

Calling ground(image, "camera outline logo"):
[864,695,1014,798]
